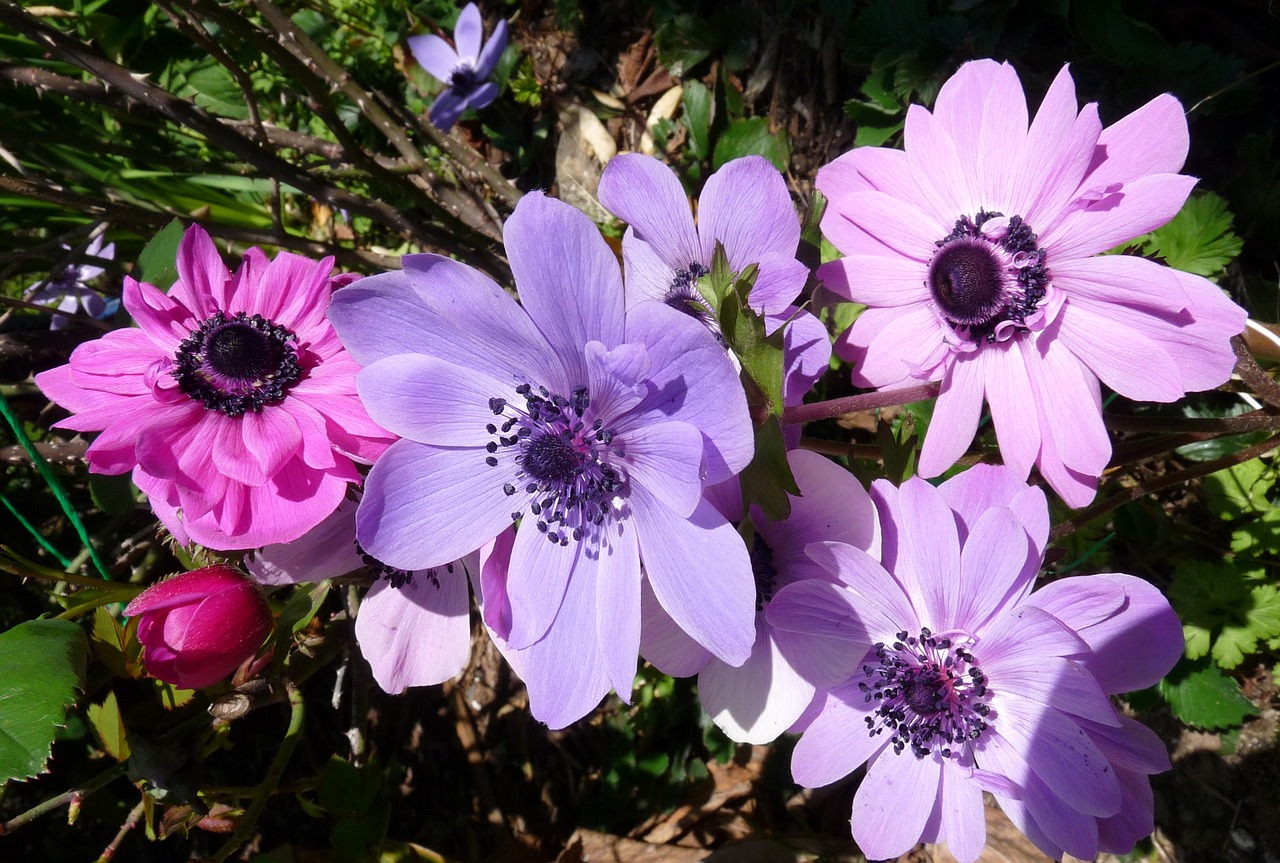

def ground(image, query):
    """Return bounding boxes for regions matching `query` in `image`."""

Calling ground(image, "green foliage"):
[1202,458,1273,518]
[1170,560,1280,669]
[738,418,801,521]
[1156,658,1258,731]
[0,619,88,783]
[712,117,790,172]
[133,219,186,291]
[1139,192,1244,279]
[682,80,713,163]
[313,757,391,863]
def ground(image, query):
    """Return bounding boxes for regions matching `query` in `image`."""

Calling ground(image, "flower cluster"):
[35,50,1250,862]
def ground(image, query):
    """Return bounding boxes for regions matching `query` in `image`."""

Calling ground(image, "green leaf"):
[1073,0,1165,66]
[278,580,332,639]
[89,472,138,516]
[717,265,786,417]
[1140,192,1244,278]
[737,418,800,521]
[184,63,250,120]
[1158,658,1257,731]
[1169,560,1280,669]
[682,80,712,162]
[133,218,185,291]
[1202,458,1273,518]
[0,619,88,782]
[712,117,790,172]
[87,691,130,761]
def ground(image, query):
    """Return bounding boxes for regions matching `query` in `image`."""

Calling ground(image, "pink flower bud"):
[124,565,273,690]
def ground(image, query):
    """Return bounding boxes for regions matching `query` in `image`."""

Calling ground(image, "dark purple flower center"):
[173,311,302,416]
[858,627,991,760]
[449,64,480,97]
[486,383,626,547]
[927,210,1048,343]
[750,533,778,611]
[356,541,444,590]
[663,262,729,348]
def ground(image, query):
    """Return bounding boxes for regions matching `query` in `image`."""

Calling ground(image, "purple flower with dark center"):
[28,234,117,330]
[247,496,474,693]
[639,449,880,743]
[597,153,810,333]
[817,60,1246,506]
[327,192,757,729]
[408,3,508,131]
[767,465,1182,862]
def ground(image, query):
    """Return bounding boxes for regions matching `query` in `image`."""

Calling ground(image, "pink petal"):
[816,254,930,307]
[171,224,226,317]
[904,103,978,221]
[1086,93,1189,188]
[248,497,365,585]
[1022,333,1110,478]
[1042,173,1198,261]
[1055,298,1185,402]
[917,350,984,478]
[843,304,948,388]
[982,339,1041,478]
[1052,252,1190,314]
[955,506,1033,632]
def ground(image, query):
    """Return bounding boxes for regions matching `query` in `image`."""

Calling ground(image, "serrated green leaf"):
[133,219,185,291]
[1158,659,1257,730]
[1202,458,1273,518]
[87,691,130,761]
[1170,560,1280,669]
[0,619,88,782]
[737,418,800,521]
[184,63,250,120]
[718,268,786,417]
[1141,192,1243,278]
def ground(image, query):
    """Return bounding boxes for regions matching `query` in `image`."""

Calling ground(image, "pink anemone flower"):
[36,224,394,549]
[818,60,1246,506]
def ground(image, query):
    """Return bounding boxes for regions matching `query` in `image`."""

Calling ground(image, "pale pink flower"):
[36,224,394,549]
[818,60,1246,506]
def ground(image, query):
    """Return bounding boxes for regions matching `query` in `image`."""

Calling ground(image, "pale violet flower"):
[408,3,508,131]
[28,234,117,330]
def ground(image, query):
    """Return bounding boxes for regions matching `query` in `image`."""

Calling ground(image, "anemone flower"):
[639,449,880,743]
[408,3,507,131]
[248,496,474,693]
[36,224,394,550]
[28,234,117,331]
[817,60,1246,506]
[327,191,756,729]
[767,465,1182,862]
[598,153,810,333]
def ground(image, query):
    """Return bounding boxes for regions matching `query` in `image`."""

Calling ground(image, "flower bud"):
[124,565,273,689]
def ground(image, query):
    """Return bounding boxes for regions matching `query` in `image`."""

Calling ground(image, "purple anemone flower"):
[640,449,879,744]
[598,153,810,333]
[28,234,117,331]
[408,3,508,132]
[768,465,1182,862]
[817,60,1246,506]
[247,496,474,693]
[327,191,757,729]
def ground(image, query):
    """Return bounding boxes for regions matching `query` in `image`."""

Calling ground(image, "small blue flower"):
[408,3,508,131]
[27,234,117,330]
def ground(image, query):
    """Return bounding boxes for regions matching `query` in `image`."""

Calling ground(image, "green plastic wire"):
[0,391,110,579]
[1058,530,1117,574]
[0,491,73,568]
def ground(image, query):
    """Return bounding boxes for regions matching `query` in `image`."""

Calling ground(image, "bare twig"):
[781,381,942,426]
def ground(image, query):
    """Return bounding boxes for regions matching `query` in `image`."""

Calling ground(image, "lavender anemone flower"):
[28,234,117,331]
[767,465,1183,862]
[408,3,507,131]
[597,153,810,333]
[247,496,474,693]
[639,449,879,743]
[817,60,1246,506]
[328,192,757,729]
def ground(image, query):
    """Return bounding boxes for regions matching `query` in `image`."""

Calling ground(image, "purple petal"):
[1078,714,1170,776]
[474,19,508,77]
[780,308,832,420]
[505,192,626,382]
[475,526,515,639]
[916,349,984,478]
[843,303,948,388]
[893,478,961,627]
[356,439,516,571]
[1027,573,1182,694]
[852,748,943,861]
[787,543,917,638]
[460,81,500,112]
[327,254,565,388]
[699,620,816,744]
[594,516,642,697]
[638,576,712,676]
[939,464,1049,558]
[791,683,884,787]
[1086,93,1189,188]
[504,519,582,649]
[584,340,650,422]
[1056,299,1185,402]
[634,487,755,666]
[453,2,483,60]
[357,354,518,445]
[407,33,459,82]
[1043,173,1198,261]
[939,758,986,863]
[980,604,1090,667]
[429,91,467,131]
[622,420,705,518]
[817,254,930,306]
[248,497,364,585]
[954,506,1033,632]
[357,568,472,692]
[619,232,677,309]
[758,449,878,568]
[598,153,702,273]
[624,302,753,483]
[1097,768,1156,855]
[765,578,876,646]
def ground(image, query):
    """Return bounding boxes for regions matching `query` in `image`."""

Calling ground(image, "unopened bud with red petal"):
[124,565,273,689]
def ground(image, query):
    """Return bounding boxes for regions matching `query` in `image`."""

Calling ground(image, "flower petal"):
[700,620,816,745]
[407,33,459,82]
[356,354,519,445]
[357,568,472,692]
[622,420,705,518]
[791,682,884,787]
[594,516,642,698]
[598,153,702,272]
[638,577,712,676]
[917,349,985,478]
[1043,173,1198,261]
[852,749,943,861]
[453,2,483,60]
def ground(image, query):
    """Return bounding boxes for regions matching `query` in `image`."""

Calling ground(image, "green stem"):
[0,491,72,567]
[208,684,305,863]
[0,391,110,578]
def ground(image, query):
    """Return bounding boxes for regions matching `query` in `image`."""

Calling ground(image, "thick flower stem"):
[781,382,942,426]
[208,683,305,863]
[1232,334,1280,409]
